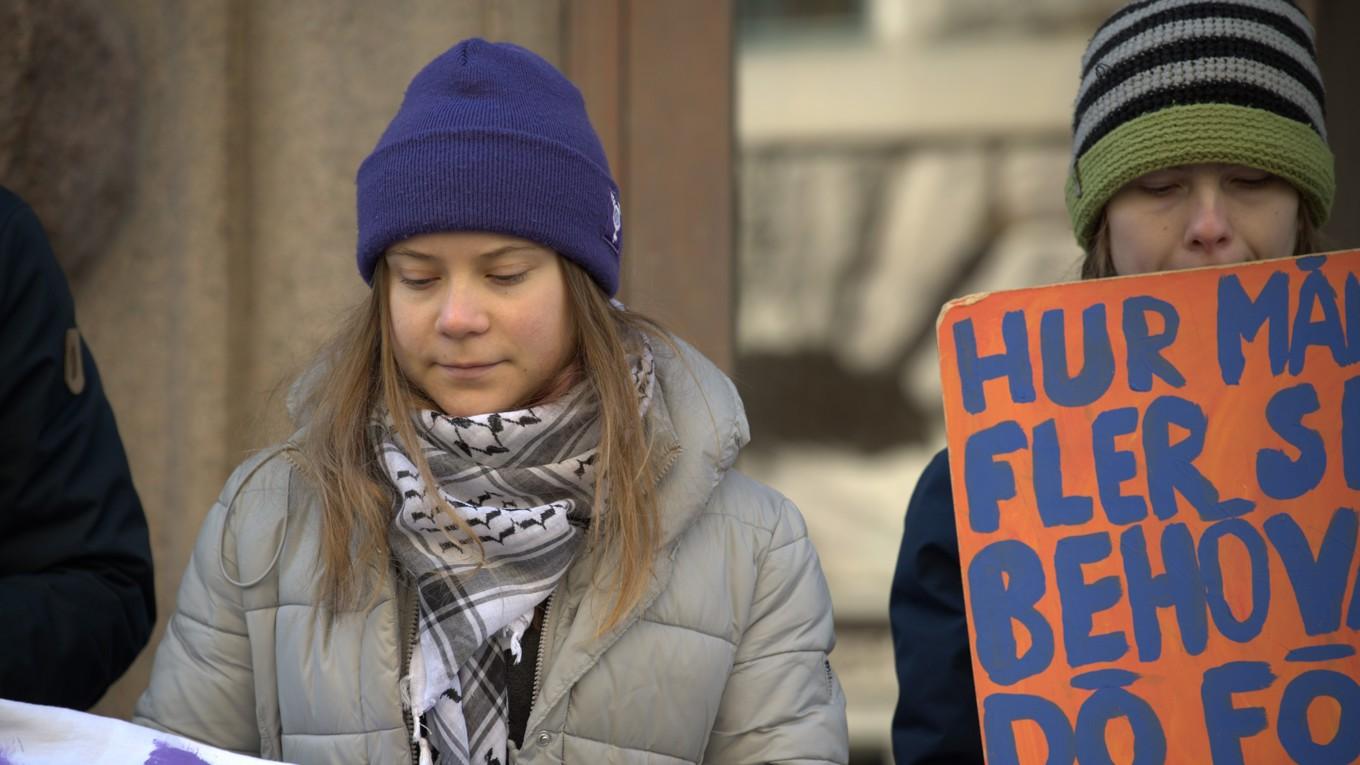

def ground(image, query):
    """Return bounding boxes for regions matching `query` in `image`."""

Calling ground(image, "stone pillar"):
[73,0,240,719]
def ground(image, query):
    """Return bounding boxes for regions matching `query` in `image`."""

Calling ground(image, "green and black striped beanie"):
[1066,0,1335,249]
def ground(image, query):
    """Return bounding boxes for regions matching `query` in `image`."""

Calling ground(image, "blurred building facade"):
[735,0,1354,760]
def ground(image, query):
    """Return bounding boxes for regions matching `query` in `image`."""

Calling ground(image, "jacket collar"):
[644,334,749,550]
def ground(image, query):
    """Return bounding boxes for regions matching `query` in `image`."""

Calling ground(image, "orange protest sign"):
[937,250,1360,765]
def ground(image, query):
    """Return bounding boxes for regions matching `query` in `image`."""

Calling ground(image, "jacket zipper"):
[399,575,421,765]
[530,591,555,714]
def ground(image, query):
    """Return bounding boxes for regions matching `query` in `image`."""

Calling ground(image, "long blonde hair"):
[295,257,669,632]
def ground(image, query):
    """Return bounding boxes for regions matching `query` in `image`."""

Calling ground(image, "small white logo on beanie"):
[610,191,622,245]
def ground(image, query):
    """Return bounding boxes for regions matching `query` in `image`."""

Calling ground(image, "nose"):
[1184,186,1233,259]
[435,282,490,338]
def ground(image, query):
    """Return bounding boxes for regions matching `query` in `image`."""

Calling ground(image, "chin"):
[436,394,519,418]
[437,399,491,418]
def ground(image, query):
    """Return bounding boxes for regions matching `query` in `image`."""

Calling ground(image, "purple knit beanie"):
[356,39,622,294]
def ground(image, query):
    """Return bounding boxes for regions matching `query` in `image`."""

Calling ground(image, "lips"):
[435,360,502,380]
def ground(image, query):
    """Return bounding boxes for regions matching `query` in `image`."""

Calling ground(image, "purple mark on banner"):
[146,741,211,765]
[0,751,13,765]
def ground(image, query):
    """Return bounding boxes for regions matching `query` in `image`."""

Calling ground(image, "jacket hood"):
[643,334,750,549]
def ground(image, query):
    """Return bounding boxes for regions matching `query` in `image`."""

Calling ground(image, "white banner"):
[0,700,282,765]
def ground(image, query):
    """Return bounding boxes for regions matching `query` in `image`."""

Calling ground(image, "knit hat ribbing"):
[356,39,623,294]
[1066,0,1335,249]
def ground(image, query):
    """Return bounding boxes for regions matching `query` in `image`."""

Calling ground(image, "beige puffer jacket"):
[133,339,848,764]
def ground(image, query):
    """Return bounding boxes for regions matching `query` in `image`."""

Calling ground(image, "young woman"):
[135,39,848,765]
[889,1,1335,762]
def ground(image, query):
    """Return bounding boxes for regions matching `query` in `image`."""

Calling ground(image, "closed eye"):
[490,272,529,286]
[1136,183,1178,196]
[399,275,437,288]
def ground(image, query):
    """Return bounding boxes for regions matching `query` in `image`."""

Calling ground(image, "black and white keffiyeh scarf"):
[378,340,655,765]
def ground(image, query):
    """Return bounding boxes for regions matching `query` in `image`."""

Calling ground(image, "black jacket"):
[0,186,155,708]
[889,448,985,764]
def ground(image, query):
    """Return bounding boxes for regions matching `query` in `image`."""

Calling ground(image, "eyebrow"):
[387,244,544,261]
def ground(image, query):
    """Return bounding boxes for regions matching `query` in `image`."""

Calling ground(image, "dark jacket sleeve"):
[0,186,155,709]
[889,448,984,764]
